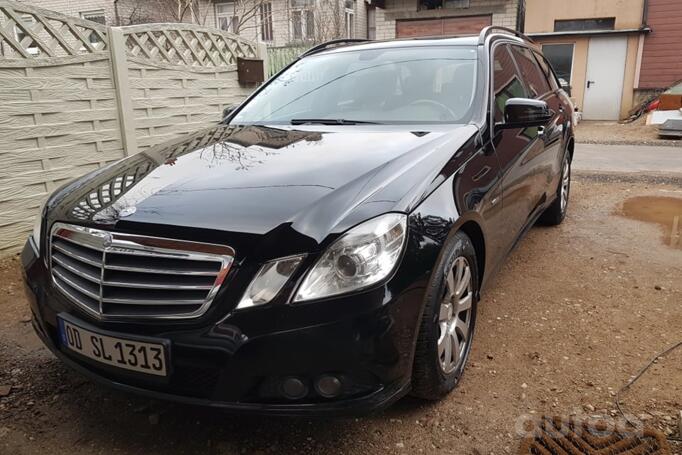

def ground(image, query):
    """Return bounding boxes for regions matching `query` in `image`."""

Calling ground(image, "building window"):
[554,18,615,32]
[419,0,468,10]
[443,0,470,8]
[367,6,376,40]
[542,43,574,84]
[14,15,39,55]
[292,10,303,40]
[344,0,354,38]
[260,2,273,41]
[217,3,240,33]
[290,0,314,41]
[80,10,106,25]
[305,10,315,39]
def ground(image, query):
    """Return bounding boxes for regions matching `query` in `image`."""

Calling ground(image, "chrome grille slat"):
[105,252,221,272]
[52,241,103,268]
[53,267,101,300]
[49,223,235,320]
[53,277,100,313]
[104,246,215,261]
[52,253,102,284]
[102,280,213,290]
[102,297,207,305]
[53,230,105,252]
[103,264,219,276]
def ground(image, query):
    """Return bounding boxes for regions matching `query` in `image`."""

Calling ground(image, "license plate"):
[58,318,168,377]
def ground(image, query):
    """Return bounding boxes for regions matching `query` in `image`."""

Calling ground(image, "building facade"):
[18,0,367,46]
[525,0,649,120]
[369,0,520,40]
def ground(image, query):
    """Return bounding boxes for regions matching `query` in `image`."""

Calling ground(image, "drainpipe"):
[634,0,649,90]
[114,0,121,26]
[516,0,525,33]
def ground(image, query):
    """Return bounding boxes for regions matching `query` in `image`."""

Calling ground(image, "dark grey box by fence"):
[237,58,265,84]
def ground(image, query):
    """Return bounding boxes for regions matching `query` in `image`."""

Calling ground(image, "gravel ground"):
[1,174,681,455]
[576,117,682,147]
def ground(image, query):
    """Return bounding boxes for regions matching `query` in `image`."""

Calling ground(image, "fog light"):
[280,377,308,400]
[314,375,342,398]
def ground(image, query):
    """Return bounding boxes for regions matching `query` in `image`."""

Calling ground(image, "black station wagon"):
[22,27,574,415]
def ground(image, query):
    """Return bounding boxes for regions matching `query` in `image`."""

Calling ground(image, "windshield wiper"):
[290,118,381,125]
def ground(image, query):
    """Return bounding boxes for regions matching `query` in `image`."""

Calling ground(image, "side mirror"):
[499,98,552,129]
[558,78,572,96]
[222,104,239,120]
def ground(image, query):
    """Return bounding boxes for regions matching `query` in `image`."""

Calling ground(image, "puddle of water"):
[621,196,682,250]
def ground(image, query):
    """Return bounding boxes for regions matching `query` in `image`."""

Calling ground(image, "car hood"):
[49,124,477,257]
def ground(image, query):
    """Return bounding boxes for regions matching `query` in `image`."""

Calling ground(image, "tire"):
[539,151,571,226]
[411,231,479,401]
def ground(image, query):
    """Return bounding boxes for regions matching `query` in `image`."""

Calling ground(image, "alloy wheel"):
[437,256,473,374]
[560,157,570,213]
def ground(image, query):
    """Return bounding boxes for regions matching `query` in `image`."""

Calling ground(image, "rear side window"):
[509,45,552,98]
[492,44,526,123]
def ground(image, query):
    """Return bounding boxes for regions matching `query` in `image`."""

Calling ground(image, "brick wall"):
[375,0,518,40]
[25,0,367,45]
[354,0,368,39]
[18,0,180,25]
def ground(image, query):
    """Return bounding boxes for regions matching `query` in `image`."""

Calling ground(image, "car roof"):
[309,33,534,58]
[314,35,481,56]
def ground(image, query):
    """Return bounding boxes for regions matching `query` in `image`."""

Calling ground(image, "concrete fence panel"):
[0,1,263,255]
[0,1,124,255]
[117,23,261,153]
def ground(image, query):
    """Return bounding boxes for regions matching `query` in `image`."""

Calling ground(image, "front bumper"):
[22,238,424,416]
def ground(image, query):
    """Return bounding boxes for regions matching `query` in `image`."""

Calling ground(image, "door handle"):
[472,165,491,182]
[587,80,595,88]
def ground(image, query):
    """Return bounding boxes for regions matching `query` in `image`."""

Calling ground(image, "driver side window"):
[492,44,526,123]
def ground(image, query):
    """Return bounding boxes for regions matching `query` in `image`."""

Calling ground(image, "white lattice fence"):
[123,23,259,68]
[116,23,264,154]
[0,1,108,58]
[0,1,264,256]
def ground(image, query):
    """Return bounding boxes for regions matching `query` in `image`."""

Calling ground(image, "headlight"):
[236,255,304,309]
[294,213,407,302]
[32,198,48,253]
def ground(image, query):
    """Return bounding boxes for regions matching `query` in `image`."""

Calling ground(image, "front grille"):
[49,223,235,320]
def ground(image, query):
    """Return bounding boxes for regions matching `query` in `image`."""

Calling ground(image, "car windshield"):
[231,46,479,125]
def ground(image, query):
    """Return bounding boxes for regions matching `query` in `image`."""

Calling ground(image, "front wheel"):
[539,151,571,226]
[411,231,478,400]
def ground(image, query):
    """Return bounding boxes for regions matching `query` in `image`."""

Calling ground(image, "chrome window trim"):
[49,222,235,320]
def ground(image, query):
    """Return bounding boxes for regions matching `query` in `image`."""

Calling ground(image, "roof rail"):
[300,39,370,57]
[478,26,534,45]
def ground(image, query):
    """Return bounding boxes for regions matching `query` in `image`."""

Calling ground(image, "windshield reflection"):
[231,46,479,125]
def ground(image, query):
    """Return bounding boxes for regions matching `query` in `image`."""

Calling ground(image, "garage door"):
[396,15,492,38]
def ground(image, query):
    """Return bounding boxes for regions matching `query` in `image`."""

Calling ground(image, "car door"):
[533,50,571,196]
[508,45,565,207]
[490,43,543,251]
